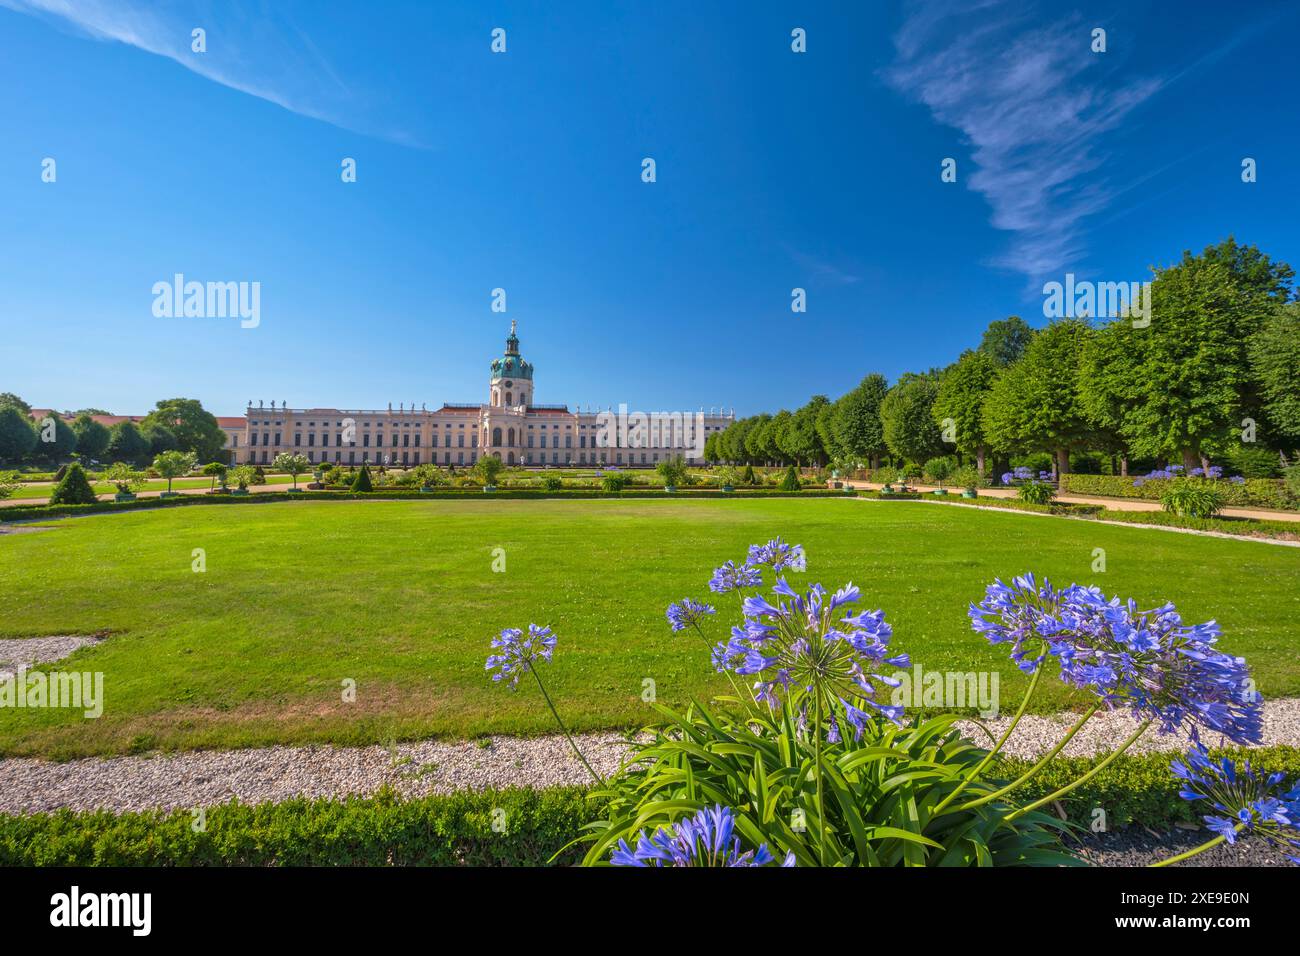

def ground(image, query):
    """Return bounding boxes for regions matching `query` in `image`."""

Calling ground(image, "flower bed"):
[1062,474,1293,511]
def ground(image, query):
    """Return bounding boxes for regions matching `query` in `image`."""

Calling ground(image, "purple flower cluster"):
[485,623,557,690]
[611,804,794,867]
[748,537,807,573]
[970,575,1262,744]
[1171,745,1300,862]
[666,598,715,632]
[713,578,909,729]
[709,560,763,594]
[1001,466,1053,485]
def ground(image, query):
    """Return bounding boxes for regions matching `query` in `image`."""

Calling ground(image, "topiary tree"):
[741,463,756,486]
[273,452,311,489]
[152,450,197,494]
[923,456,954,488]
[202,461,228,491]
[48,462,98,505]
[0,470,21,500]
[350,464,374,492]
[103,462,146,496]
[779,464,801,491]
[230,465,257,491]
[473,454,504,487]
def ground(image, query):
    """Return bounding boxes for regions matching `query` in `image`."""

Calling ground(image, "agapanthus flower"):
[970,576,1263,744]
[709,560,763,594]
[610,805,794,867]
[666,598,716,632]
[968,573,1070,674]
[1171,745,1300,863]
[1054,588,1261,745]
[747,538,807,573]
[485,623,556,690]
[714,578,909,728]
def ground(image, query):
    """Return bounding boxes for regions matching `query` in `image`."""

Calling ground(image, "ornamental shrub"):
[48,462,97,505]
[1016,479,1055,505]
[741,464,756,485]
[542,476,563,491]
[1160,477,1225,518]
[778,465,800,491]
[350,465,374,493]
[600,473,627,492]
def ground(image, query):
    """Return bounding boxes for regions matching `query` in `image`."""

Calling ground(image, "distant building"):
[235,323,734,467]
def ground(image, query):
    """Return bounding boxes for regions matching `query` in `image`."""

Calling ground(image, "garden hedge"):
[1061,474,1295,511]
[0,786,597,867]
[3,747,1296,865]
[0,487,855,522]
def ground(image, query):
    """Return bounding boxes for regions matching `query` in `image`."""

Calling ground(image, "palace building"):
[233,323,734,468]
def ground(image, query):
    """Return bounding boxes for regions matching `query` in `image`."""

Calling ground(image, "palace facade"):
[232,323,734,468]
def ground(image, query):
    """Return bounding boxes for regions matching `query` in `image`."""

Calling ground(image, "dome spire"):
[505,320,519,355]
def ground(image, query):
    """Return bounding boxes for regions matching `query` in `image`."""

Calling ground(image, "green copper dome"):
[490,321,533,380]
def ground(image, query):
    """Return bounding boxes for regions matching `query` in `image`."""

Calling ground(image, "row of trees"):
[0,395,229,467]
[705,238,1300,477]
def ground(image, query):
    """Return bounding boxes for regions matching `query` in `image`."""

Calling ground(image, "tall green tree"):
[785,396,830,466]
[982,319,1093,474]
[0,406,37,463]
[1247,302,1300,452]
[932,350,997,476]
[978,316,1036,367]
[881,373,945,465]
[30,411,77,462]
[832,373,889,468]
[744,413,776,464]
[0,392,31,415]
[141,398,226,462]
[71,413,111,461]
[105,420,150,464]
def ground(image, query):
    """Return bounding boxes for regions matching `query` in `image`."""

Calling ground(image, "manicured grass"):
[0,498,1297,759]
[7,474,294,499]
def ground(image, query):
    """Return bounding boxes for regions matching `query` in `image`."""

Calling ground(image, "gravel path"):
[1,699,1298,815]
[0,635,101,681]
[1073,827,1296,867]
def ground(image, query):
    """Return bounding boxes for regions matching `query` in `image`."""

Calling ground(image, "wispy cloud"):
[785,245,863,286]
[883,0,1162,280]
[0,0,425,147]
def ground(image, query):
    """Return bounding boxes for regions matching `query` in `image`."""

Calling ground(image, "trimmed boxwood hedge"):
[0,786,597,867]
[3,748,1296,865]
[1061,474,1295,511]
[0,487,856,522]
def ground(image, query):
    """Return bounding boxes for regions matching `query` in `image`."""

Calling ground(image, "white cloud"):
[0,0,424,147]
[883,0,1162,279]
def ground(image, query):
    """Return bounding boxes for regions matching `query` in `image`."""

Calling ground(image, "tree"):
[152,450,197,493]
[1248,303,1300,452]
[273,452,311,489]
[71,414,110,461]
[744,414,776,464]
[656,455,690,488]
[832,374,889,469]
[768,411,795,465]
[350,464,374,492]
[142,423,178,456]
[0,393,31,415]
[784,396,830,466]
[73,408,111,416]
[978,316,1036,367]
[981,319,1093,474]
[48,462,98,505]
[230,465,257,491]
[473,454,504,486]
[1077,318,1144,474]
[141,398,227,462]
[30,412,77,463]
[0,406,37,463]
[0,470,21,500]
[932,351,997,476]
[778,465,800,491]
[105,420,150,464]
[103,462,146,496]
[202,461,229,491]
[880,373,945,465]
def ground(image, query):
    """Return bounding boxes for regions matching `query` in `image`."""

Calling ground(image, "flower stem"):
[1007,718,1152,821]
[530,667,603,784]
[1149,826,1241,868]
[933,665,1044,816]
[689,620,755,709]
[813,689,826,867]
[957,702,1100,812]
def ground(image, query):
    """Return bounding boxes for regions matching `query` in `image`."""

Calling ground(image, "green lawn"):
[8,474,295,500]
[1,498,1297,759]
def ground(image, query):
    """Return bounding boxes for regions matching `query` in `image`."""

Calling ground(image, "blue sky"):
[1,0,1296,418]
